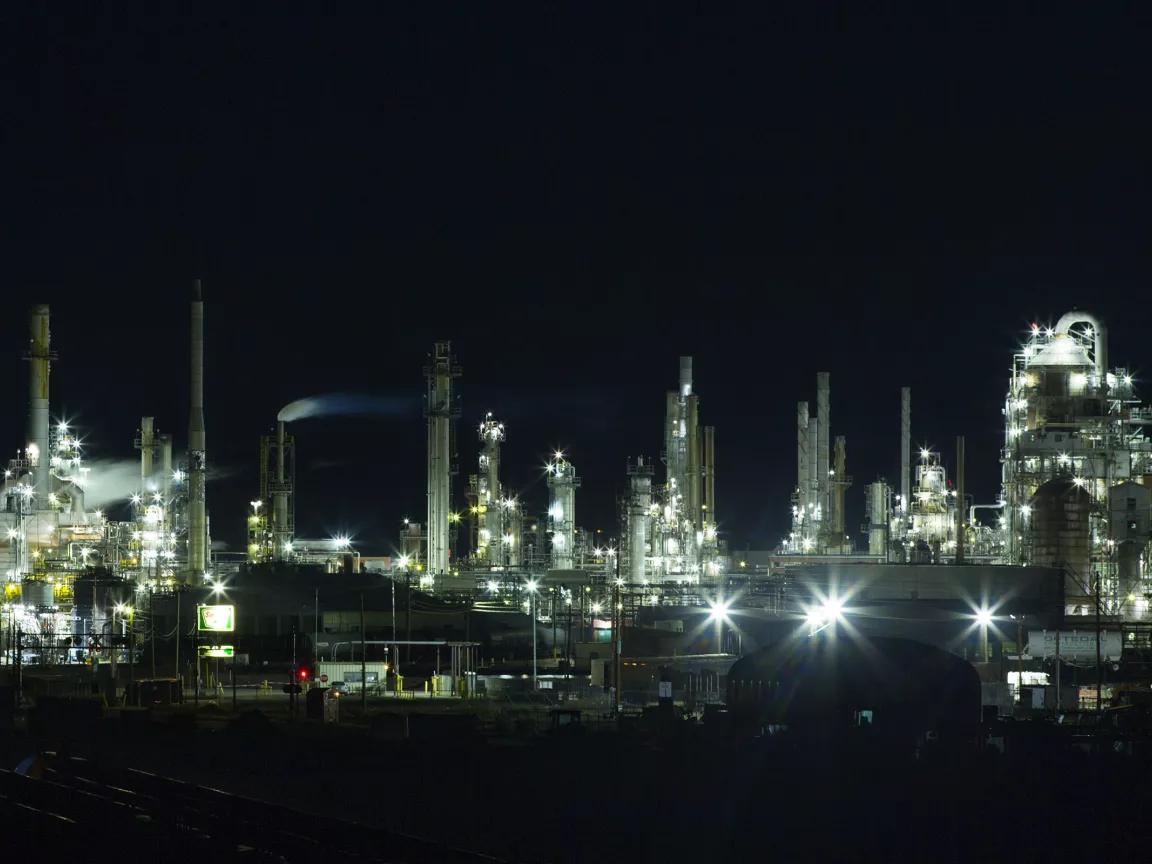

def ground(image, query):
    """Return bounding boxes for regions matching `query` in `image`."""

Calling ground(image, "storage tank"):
[21,580,55,608]
[866,481,890,556]
[1029,478,1092,600]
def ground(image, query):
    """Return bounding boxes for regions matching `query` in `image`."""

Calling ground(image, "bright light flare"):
[707,599,731,623]
[805,597,844,630]
[974,607,993,627]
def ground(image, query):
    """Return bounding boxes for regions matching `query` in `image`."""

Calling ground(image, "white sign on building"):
[1027,630,1122,661]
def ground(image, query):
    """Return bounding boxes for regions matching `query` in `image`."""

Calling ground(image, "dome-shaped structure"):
[727,634,981,733]
[1029,333,1093,369]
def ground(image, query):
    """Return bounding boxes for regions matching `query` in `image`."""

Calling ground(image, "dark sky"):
[3,5,1151,554]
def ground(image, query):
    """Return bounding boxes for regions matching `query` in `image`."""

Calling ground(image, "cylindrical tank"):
[628,457,653,582]
[1030,478,1092,598]
[22,580,54,608]
[866,481,889,556]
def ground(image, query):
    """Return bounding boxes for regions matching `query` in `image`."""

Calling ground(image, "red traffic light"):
[298,667,310,680]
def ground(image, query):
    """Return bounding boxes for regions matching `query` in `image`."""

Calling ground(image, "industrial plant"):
[6,294,1152,863]
[2,299,1152,725]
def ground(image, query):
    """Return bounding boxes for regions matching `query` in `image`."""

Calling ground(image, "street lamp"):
[525,579,539,689]
[805,596,844,635]
[974,607,993,661]
[707,598,731,654]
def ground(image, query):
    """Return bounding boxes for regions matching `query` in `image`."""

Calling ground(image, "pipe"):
[900,387,911,517]
[188,279,207,578]
[27,305,51,509]
[969,502,1005,525]
[1055,311,1108,381]
[816,372,830,528]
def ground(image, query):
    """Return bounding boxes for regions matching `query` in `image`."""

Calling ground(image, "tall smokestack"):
[273,420,289,561]
[900,387,911,518]
[816,372,830,523]
[26,305,51,508]
[188,279,207,577]
[140,417,155,489]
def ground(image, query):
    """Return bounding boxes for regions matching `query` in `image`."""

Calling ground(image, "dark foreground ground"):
[3,702,1152,863]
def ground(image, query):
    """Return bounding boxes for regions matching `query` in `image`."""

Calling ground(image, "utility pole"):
[1096,574,1103,714]
[150,589,156,678]
[405,570,412,665]
[360,593,367,713]
[614,553,622,713]
[531,588,537,690]
[1017,618,1025,713]
[290,627,297,718]
[174,588,180,687]
[314,587,319,664]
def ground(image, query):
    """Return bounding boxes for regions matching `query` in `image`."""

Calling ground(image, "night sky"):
[3,5,1151,555]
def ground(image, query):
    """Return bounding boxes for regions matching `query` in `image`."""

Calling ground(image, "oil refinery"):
[3,299,1152,724]
[7,296,1152,863]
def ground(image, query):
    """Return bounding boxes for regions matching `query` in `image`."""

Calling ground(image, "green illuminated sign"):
[198,645,235,658]
[197,604,235,632]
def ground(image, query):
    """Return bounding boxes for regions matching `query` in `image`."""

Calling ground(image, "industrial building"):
[2,289,210,672]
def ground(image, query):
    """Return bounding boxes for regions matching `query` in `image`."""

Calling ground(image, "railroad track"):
[0,754,505,863]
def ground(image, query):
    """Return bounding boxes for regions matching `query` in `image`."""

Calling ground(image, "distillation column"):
[26,305,52,509]
[547,453,581,570]
[187,281,208,578]
[627,457,653,582]
[682,357,702,528]
[425,342,459,578]
[505,500,522,567]
[816,372,830,525]
[867,481,890,556]
[807,416,820,536]
[702,426,716,526]
[831,435,848,540]
[140,417,155,490]
[477,414,505,564]
[796,402,809,522]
